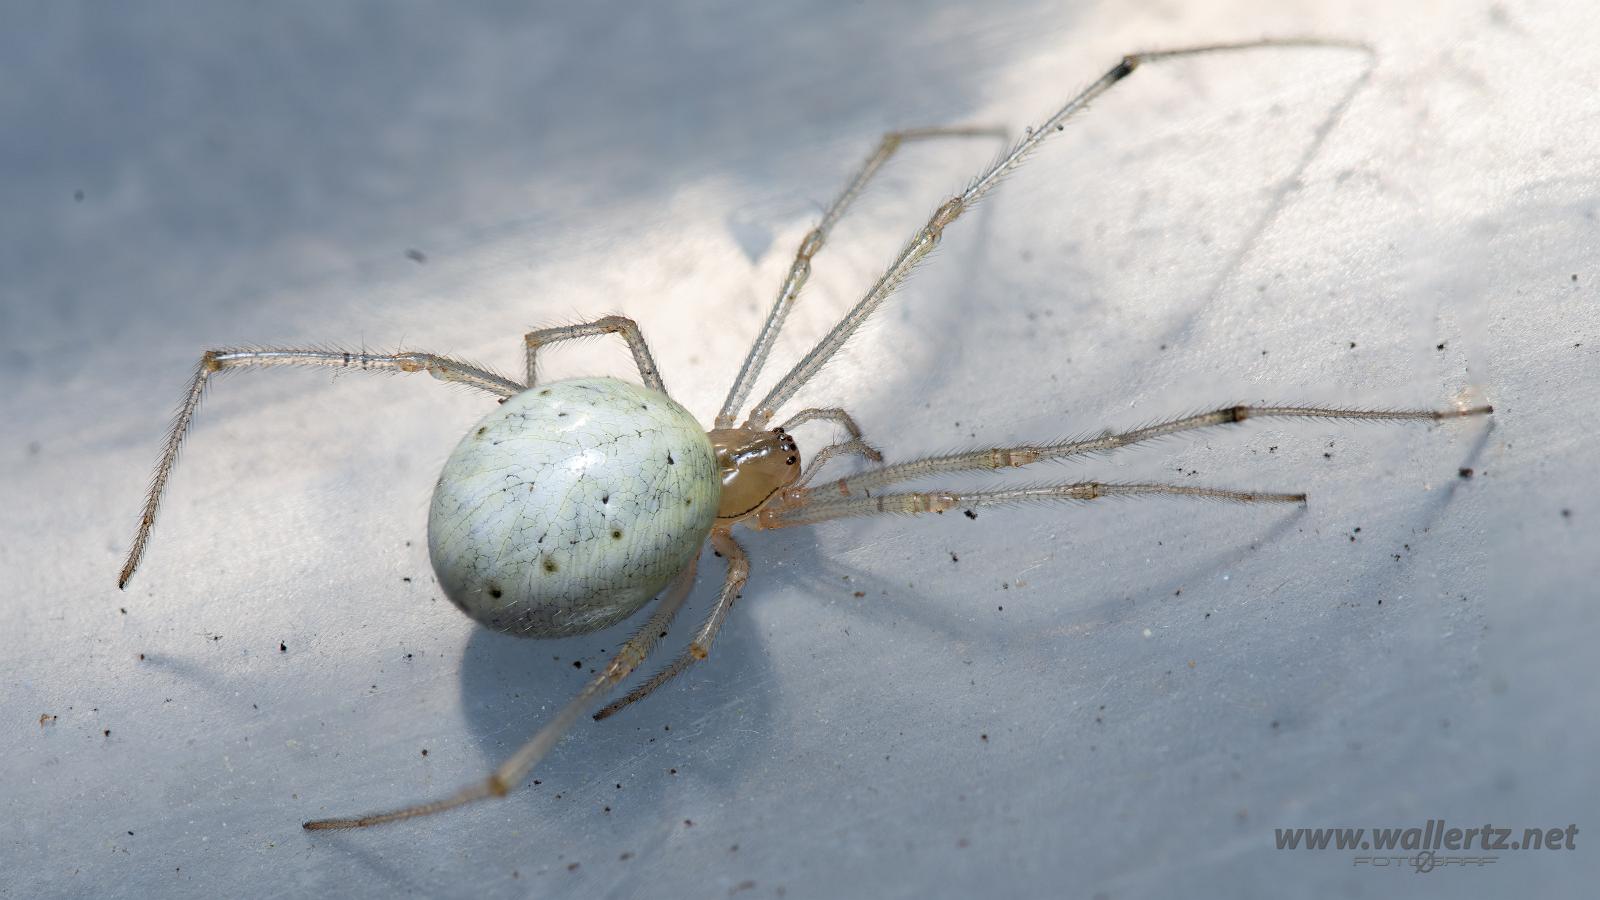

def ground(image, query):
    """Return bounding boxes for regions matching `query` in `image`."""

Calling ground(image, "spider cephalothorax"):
[709,426,802,521]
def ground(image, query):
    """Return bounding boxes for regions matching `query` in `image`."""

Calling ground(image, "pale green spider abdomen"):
[427,377,720,638]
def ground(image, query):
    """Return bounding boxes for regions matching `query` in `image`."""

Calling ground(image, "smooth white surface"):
[3,2,1596,898]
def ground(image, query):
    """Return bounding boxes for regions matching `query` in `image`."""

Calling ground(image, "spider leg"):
[777,406,877,449]
[793,439,883,493]
[716,126,1009,429]
[118,348,522,589]
[524,315,665,392]
[755,481,1305,530]
[743,38,1374,429]
[776,407,885,486]
[593,529,749,721]
[803,403,1493,499]
[303,555,700,830]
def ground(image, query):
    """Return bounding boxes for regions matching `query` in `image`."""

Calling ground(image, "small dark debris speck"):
[1458,467,1475,479]
[404,248,427,264]
[963,510,977,520]
[279,642,287,652]
[684,819,694,827]
[103,729,111,737]
[567,862,580,872]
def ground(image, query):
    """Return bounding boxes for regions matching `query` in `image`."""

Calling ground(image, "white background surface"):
[4,1,1596,897]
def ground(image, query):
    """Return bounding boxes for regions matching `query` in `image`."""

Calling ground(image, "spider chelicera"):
[116,37,1492,830]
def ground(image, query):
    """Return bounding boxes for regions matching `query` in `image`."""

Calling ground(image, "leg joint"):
[594,315,637,333]
[797,228,825,261]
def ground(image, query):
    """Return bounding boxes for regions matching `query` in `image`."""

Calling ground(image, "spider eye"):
[786,455,797,465]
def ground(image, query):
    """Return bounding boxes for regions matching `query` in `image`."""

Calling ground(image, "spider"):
[117,38,1492,831]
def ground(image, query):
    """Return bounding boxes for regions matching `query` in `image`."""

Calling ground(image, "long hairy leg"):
[743,38,1374,429]
[303,556,701,830]
[716,127,1008,428]
[524,315,665,392]
[798,403,1493,501]
[119,348,521,589]
[755,482,1306,530]
[593,530,749,721]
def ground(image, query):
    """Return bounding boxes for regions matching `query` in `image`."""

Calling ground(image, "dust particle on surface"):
[963,510,977,520]
[404,248,427,264]
[279,641,287,652]
[39,713,56,727]
[1458,467,1475,479]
